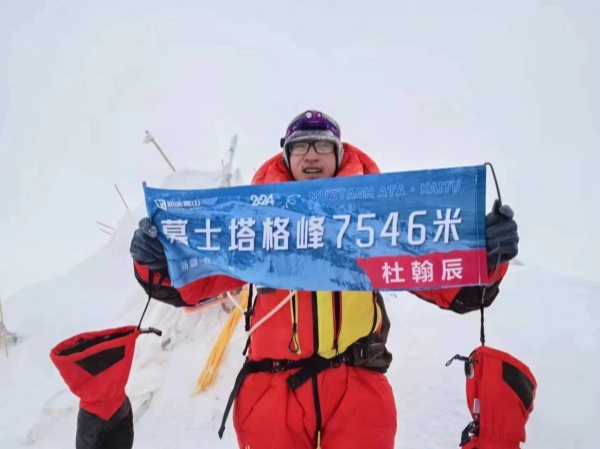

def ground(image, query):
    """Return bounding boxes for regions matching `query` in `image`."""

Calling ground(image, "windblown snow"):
[0,167,598,449]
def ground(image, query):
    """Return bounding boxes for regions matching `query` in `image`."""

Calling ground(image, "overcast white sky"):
[0,0,598,297]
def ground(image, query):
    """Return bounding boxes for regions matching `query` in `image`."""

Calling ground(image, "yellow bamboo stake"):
[191,289,249,396]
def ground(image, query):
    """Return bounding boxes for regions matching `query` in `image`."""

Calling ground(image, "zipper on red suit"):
[311,292,322,448]
[332,291,342,354]
[288,293,300,353]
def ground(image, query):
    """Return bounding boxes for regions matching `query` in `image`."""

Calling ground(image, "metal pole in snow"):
[96,221,115,231]
[0,297,8,357]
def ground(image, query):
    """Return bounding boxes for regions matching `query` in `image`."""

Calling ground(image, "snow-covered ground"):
[0,168,598,449]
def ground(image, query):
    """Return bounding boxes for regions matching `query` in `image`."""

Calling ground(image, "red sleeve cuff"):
[177,275,246,305]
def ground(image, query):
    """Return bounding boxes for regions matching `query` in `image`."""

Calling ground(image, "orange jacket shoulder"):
[251,143,381,186]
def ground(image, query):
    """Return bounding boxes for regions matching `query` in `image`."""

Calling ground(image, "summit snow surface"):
[0,168,598,449]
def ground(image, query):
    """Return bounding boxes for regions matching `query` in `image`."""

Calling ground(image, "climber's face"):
[288,141,337,180]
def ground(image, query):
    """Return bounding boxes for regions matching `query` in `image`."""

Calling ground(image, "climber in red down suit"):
[50,110,526,449]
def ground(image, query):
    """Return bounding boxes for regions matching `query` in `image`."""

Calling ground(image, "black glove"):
[76,397,134,449]
[130,217,167,270]
[485,200,519,270]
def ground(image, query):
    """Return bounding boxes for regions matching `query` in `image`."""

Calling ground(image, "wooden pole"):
[114,184,129,211]
[144,131,176,172]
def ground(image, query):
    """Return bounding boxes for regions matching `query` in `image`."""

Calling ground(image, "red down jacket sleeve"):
[134,259,509,312]
[411,262,509,314]
[133,261,245,308]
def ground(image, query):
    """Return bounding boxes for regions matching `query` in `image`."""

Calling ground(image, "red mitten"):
[448,345,537,449]
[50,326,161,448]
[50,325,152,420]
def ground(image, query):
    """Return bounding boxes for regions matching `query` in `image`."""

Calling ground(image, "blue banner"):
[143,165,488,292]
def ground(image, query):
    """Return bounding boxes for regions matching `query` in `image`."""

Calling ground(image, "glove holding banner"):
[485,200,519,270]
[448,345,537,449]
[130,217,167,271]
[49,326,160,449]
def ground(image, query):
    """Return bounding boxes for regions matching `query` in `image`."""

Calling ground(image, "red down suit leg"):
[455,345,537,449]
[49,325,149,449]
[233,365,397,449]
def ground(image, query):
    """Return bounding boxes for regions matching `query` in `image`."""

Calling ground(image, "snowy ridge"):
[0,165,599,449]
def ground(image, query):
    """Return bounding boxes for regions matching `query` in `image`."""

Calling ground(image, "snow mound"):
[0,166,598,449]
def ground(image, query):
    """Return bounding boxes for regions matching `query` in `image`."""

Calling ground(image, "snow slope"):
[0,166,598,449]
